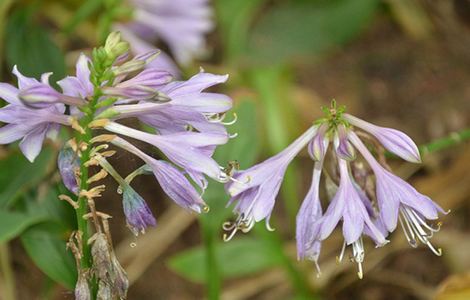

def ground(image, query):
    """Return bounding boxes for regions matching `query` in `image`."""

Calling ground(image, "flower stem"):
[201,219,221,300]
[420,128,470,155]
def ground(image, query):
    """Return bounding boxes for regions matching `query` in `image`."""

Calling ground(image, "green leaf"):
[0,148,54,209]
[168,237,283,283]
[215,0,267,62]
[21,222,77,289]
[247,0,380,64]
[5,8,66,82]
[0,210,46,243]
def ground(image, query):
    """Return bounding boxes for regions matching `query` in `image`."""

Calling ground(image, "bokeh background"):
[0,0,470,299]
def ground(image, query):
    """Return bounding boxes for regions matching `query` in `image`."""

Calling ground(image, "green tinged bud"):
[95,108,120,120]
[104,31,129,60]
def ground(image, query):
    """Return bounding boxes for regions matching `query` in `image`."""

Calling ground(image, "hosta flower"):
[103,121,227,180]
[224,126,319,240]
[58,145,80,194]
[224,101,446,277]
[0,67,69,162]
[317,159,388,278]
[349,131,446,255]
[122,184,157,235]
[58,54,94,98]
[119,0,213,66]
[111,136,208,212]
[296,159,326,275]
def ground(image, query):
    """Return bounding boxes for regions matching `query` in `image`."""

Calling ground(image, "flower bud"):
[19,83,85,108]
[334,124,355,160]
[58,145,80,195]
[104,32,130,60]
[308,124,329,161]
[122,184,156,236]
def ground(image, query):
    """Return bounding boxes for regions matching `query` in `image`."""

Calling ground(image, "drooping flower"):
[111,136,208,212]
[348,131,446,255]
[317,159,388,278]
[223,101,446,278]
[122,184,157,235]
[296,158,326,275]
[223,126,318,240]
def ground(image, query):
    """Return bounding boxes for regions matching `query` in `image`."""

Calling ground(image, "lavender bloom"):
[0,67,69,162]
[296,159,325,275]
[349,131,445,255]
[108,70,232,135]
[344,113,421,163]
[111,136,208,212]
[223,126,318,240]
[121,0,213,66]
[318,159,388,278]
[58,145,80,194]
[103,121,227,180]
[58,54,94,98]
[122,183,156,235]
[18,82,85,108]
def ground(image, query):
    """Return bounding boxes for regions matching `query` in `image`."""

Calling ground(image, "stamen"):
[337,241,347,264]
[229,132,238,139]
[221,113,238,125]
[399,206,443,255]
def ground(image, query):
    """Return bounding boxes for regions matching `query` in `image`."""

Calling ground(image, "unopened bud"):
[104,32,129,60]
[58,145,80,195]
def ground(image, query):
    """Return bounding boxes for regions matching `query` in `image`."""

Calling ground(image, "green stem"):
[201,219,221,300]
[0,244,15,300]
[420,128,470,155]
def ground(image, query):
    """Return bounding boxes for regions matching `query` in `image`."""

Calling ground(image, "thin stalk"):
[201,219,221,300]
[419,128,470,154]
[0,243,16,300]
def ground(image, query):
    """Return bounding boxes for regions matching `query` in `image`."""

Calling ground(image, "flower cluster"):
[115,0,214,75]
[0,32,233,236]
[224,101,446,278]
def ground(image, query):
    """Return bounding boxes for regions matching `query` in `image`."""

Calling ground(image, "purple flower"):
[58,54,94,98]
[296,159,325,275]
[103,121,227,180]
[349,131,445,255]
[308,124,328,161]
[111,137,208,212]
[122,183,156,235]
[344,113,421,163]
[159,71,232,114]
[0,67,69,162]
[224,126,318,240]
[317,159,388,278]
[121,0,213,65]
[58,145,80,195]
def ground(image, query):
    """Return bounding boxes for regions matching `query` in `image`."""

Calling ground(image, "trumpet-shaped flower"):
[0,67,69,162]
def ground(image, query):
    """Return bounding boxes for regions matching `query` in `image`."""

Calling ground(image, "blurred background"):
[0,0,470,299]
